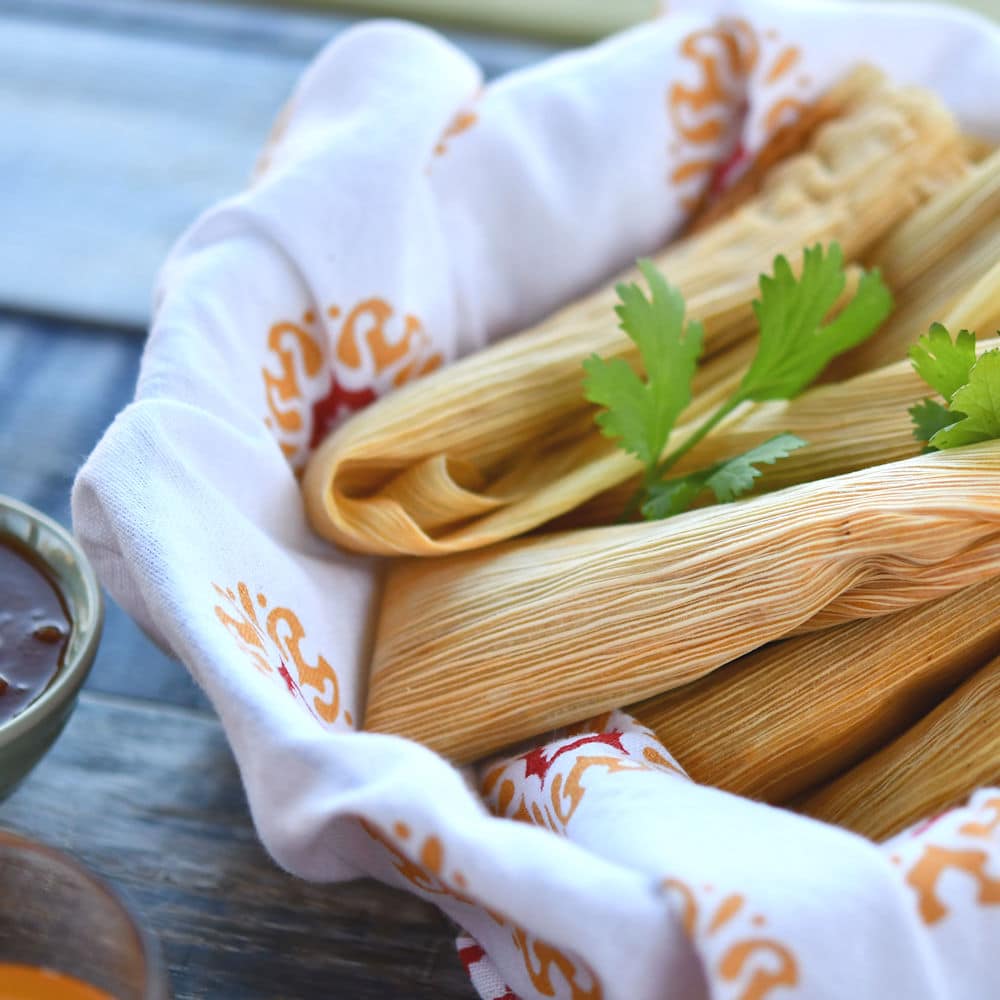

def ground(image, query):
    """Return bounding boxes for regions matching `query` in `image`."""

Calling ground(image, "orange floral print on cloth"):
[667,19,810,209]
[212,581,349,727]
[251,97,297,183]
[888,791,1000,927]
[481,710,687,836]
[431,86,483,157]
[478,711,797,1000]
[459,930,602,1000]
[360,817,479,907]
[662,878,798,1000]
[361,816,602,999]
[262,301,442,471]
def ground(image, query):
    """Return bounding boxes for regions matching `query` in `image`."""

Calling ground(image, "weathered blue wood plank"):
[0,0,555,328]
[0,310,210,708]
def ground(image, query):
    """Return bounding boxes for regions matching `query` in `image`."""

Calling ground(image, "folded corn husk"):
[366,445,1000,763]
[304,68,965,555]
[799,651,1000,841]
[628,575,1000,804]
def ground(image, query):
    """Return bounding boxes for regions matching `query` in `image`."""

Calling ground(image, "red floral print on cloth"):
[481,711,686,835]
[262,300,442,471]
[478,711,801,1000]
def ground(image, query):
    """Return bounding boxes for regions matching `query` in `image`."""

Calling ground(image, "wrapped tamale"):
[800,652,1000,840]
[629,576,1000,804]
[367,445,1000,763]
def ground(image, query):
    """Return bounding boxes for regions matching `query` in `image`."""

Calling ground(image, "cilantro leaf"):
[909,398,959,447]
[702,433,807,502]
[641,472,711,520]
[909,324,977,402]
[641,433,806,519]
[582,356,652,461]
[737,244,892,403]
[928,350,1000,450]
[583,259,703,467]
[585,246,892,525]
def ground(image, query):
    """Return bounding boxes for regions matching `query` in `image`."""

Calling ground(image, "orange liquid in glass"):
[0,964,114,1000]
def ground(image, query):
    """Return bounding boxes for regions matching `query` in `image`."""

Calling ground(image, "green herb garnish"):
[909,324,1000,450]
[584,243,892,520]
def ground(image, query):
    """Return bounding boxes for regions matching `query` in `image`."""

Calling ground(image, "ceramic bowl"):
[0,496,102,800]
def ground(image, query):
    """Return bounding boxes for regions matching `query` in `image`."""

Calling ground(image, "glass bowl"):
[0,829,170,998]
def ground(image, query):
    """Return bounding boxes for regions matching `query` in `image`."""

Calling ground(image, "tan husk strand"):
[628,576,1000,804]
[798,652,1000,841]
[365,445,1000,764]
[303,68,966,556]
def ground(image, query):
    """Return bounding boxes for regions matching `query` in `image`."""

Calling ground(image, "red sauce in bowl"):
[0,539,70,725]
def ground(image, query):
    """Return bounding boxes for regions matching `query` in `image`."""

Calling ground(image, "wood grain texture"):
[0,311,208,709]
[799,652,1000,840]
[0,694,474,1000]
[631,575,1000,804]
[0,0,553,327]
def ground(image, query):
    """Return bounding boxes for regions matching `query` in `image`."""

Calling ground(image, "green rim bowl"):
[0,496,103,801]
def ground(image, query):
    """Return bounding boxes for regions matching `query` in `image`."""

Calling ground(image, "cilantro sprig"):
[583,243,892,520]
[582,260,702,468]
[909,324,1000,450]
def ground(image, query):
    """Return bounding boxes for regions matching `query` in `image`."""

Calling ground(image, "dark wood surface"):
[0,695,474,999]
[0,310,209,710]
[0,0,556,995]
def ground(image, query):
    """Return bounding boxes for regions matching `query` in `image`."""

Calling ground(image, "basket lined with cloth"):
[74,1,1000,997]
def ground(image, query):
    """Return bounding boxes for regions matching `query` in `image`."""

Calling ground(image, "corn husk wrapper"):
[366,444,1000,763]
[825,148,1000,380]
[628,575,1000,804]
[800,652,1000,841]
[303,69,965,556]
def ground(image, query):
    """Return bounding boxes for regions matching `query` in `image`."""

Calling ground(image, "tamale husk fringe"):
[799,652,1000,841]
[366,445,1000,763]
[304,69,965,556]
[628,576,1000,804]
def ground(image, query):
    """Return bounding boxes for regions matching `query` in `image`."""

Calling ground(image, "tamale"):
[366,445,1000,763]
[826,149,1000,379]
[559,336,1000,528]
[629,576,1000,803]
[799,652,1000,840]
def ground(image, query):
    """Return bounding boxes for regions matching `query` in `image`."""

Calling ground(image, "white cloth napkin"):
[73,1,1000,997]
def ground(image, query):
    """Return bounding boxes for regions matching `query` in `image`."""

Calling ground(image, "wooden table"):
[0,2,555,996]
[0,321,483,1000]
[1,696,475,999]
